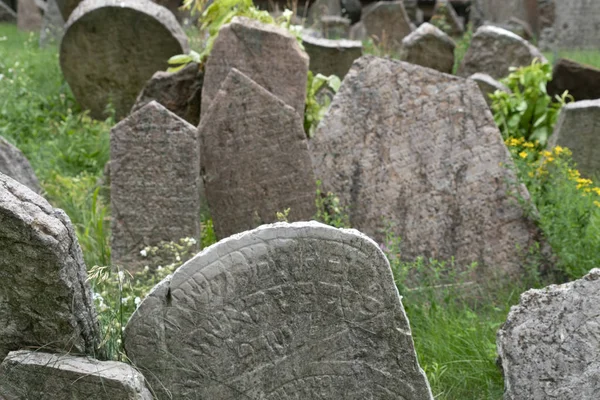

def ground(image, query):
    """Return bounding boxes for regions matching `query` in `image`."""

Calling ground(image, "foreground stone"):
[360,1,413,52]
[497,268,600,400]
[400,22,455,74]
[457,25,546,80]
[310,56,543,276]
[60,0,188,120]
[111,101,200,269]
[548,99,600,179]
[548,58,600,102]
[0,350,152,399]
[132,62,203,127]
[0,173,100,361]
[125,221,434,400]
[202,17,308,119]
[0,136,40,193]
[469,72,511,106]
[302,35,362,78]
[200,69,315,239]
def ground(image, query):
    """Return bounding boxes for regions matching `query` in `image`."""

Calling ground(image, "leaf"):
[168,54,193,65]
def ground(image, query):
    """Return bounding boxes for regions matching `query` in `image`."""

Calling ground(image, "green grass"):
[544,50,600,69]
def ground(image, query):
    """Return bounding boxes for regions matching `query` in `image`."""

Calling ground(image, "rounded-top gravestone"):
[60,0,189,120]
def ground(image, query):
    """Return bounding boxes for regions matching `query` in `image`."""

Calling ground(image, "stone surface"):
[110,101,200,269]
[307,0,341,26]
[548,100,600,179]
[39,0,64,47]
[488,17,534,40]
[17,0,41,31]
[60,0,189,120]
[124,221,434,400]
[200,69,316,239]
[0,136,40,193]
[320,15,350,39]
[470,0,537,32]
[399,22,455,74]
[431,0,464,36]
[302,35,362,78]
[497,268,600,400]
[539,0,600,50]
[0,0,16,22]
[202,17,308,119]
[55,0,79,20]
[548,58,600,102]
[310,56,543,276]
[469,72,511,106]
[0,173,100,361]
[360,1,412,52]
[0,350,152,399]
[457,25,546,80]
[132,62,203,127]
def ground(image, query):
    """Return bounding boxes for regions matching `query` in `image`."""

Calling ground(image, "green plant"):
[314,180,350,228]
[452,24,472,73]
[304,71,341,137]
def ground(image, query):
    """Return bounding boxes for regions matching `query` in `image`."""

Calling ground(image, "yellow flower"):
[523,142,535,148]
[544,156,555,163]
[528,171,534,178]
[576,178,593,186]
[519,151,528,159]
[595,201,600,208]
[592,187,600,196]
[553,145,564,155]
[541,150,552,158]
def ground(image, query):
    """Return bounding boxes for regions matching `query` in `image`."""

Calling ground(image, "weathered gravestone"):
[39,0,65,47]
[0,136,40,193]
[202,17,308,119]
[469,72,511,107]
[200,69,316,239]
[356,1,413,52]
[302,35,362,78]
[0,350,152,399]
[400,22,455,74]
[470,0,537,32]
[539,0,600,50]
[124,221,434,400]
[60,0,189,120]
[310,56,543,276]
[132,62,203,127]
[548,58,600,102]
[457,25,546,80]
[431,0,464,36]
[17,0,42,31]
[0,1,16,22]
[497,268,600,400]
[0,173,100,361]
[320,15,350,39]
[547,99,600,179]
[110,101,200,269]
[307,0,341,26]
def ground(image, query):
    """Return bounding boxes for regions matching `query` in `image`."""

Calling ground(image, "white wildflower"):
[134,297,141,307]
[140,249,147,257]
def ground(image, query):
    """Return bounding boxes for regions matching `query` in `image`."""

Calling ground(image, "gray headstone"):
[0,350,152,399]
[547,100,600,179]
[548,58,600,102]
[360,1,413,52]
[0,1,16,22]
[307,0,341,26]
[60,0,189,120]
[132,62,203,127]
[200,69,316,239]
[201,17,308,119]
[0,173,100,361]
[457,25,546,80]
[399,22,456,74]
[469,72,511,107]
[470,0,531,28]
[497,268,600,400]
[320,15,350,39]
[0,136,40,193]
[302,35,362,78]
[124,221,434,400]
[309,56,543,276]
[110,101,201,269]
[431,0,464,36]
[39,0,64,47]
[17,0,42,31]
[539,0,600,50]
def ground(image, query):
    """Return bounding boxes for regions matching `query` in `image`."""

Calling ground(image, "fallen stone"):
[124,221,434,400]
[199,69,316,239]
[400,22,455,74]
[360,1,413,52]
[431,0,464,36]
[497,268,600,400]
[0,173,100,361]
[469,72,511,107]
[302,35,362,78]
[60,0,189,120]
[17,0,42,31]
[310,56,544,276]
[0,350,152,399]
[0,1,16,22]
[548,58,600,102]
[0,136,40,193]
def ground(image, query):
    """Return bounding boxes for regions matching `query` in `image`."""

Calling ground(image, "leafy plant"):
[304,71,341,137]
[314,180,350,228]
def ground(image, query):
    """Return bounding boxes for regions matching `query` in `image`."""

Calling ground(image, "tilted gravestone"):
[0,1,16,22]
[200,69,316,239]
[310,56,543,276]
[497,268,600,400]
[302,35,362,78]
[0,173,100,361]
[60,0,189,120]
[539,0,600,50]
[0,136,40,193]
[457,25,546,80]
[469,72,511,107]
[132,62,203,127]
[17,0,42,31]
[202,17,308,119]
[547,99,600,179]
[400,22,456,74]
[548,58,600,102]
[110,101,201,269]
[431,0,464,36]
[0,350,152,399]
[359,1,413,52]
[124,221,434,400]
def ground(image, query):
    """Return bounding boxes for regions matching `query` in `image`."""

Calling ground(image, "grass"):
[544,50,600,69]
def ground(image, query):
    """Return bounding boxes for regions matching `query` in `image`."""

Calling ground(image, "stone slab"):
[0,136,40,193]
[302,35,362,78]
[400,22,455,74]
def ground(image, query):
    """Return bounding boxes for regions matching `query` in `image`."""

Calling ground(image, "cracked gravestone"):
[124,221,434,400]
[0,136,40,193]
[400,22,456,74]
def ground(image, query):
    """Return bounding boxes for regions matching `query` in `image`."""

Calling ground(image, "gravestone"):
[110,101,200,269]
[310,56,543,276]
[320,15,350,39]
[470,0,537,33]
[431,0,464,36]
[124,221,434,400]
[0,136,40,193]
[548,58,600,102]
[0,1,16,22]
[403,0,422,25]
[487,17,534,40]
[17,0,42,30]
[302,35,362,78]
[0,173,100,361]
[469,73,511,107]
[0,350,152,399]
[199,69,316,239]
[497,268,600,400]
[202,17,308,119]
[307,0,341,26]
[400,22,456,74]
[539,0,600,50]
[457,25,546,80]
[360,1,413,52]
[547,99,600,179]
[60,0,189,120]
[39,0,65,47]
[132,62,203,127]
